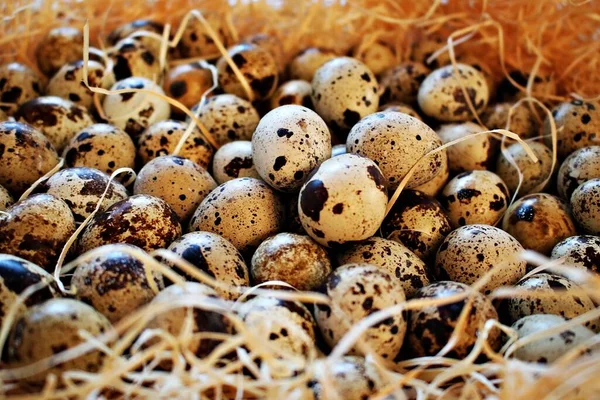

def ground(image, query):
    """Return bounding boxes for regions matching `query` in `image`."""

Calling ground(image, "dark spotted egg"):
[544,100,600,159]
[108,38,161,82]
[107,19,165,57]
[244,33,285,73]
[436,122,497,173]
[410,35,450,68]
[0,63,44,115]
[571,178,600,235]
[212,141,260,184]
[270,80,313,109]
[47,60,114,109]
[289,47,337,82]
[0,184,13,211]
[496,141,553,196]
[177,11,232,59]
[380,62,430,105]
[35,27,84,76]
[551,235,600,274]
[482,102,538,140]
[163,62,214,112]
[557,146,600,200]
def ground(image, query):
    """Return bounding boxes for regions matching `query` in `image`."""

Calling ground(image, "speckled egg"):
[0,184,13,211]
[78,194,181,254]
[102,77,170,140]
[163,62,213,112]
[217,44,278,101]
[289,48,337,82]
[571,178,600,235]
[410,36,450,68]
[335,237,429,298]
[188,94,260,146]
[315,263,406,361]
[15,96,95,151]
[497,71,556,102]
[107,19,164,57]
[253,105,331,192]
[413,153,449,197]
[418,63,489,122]
[36,27,83,77]
[189,178,284,254]
[440,170,509,228]
[551,235,600,274]
[298,154,388,247]
[380,62,430,105]
[165,231,249,299]
[406,281,500,358]
[355,42,396,76]
[437,122,497,173]
[137,119,214,169]
[347,111,444,189]
[63,123,136,175]
[47,60,114,109]
[244,33,285,72]
[456,55,496,95]
[177,11,232,59]
[270,80,313,109]
[496,141,553,196]
[38,167,128,222]
[382,189,452,262]
[212,140,260,184]
[308,356,383,400]
[544,100,600,159]
[502,193,576,255]
[378,102,422,120]
[557,146,600,200]
[72,244,163,323]
[6,298,111,386]
[0,194,75,271]
[0,121,59,195]
[134,155,216,221]
[0,63,44,115]
[435,224,526,293]
[108,38,161,82]
[311,57,379,132]
[504,273,599,332]
[511,314,595,364]
[482,102,538,140]
[251,233,331,291]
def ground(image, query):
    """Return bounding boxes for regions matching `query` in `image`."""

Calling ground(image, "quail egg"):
[36,27,84,76]
[308,356,383,400]
[244,33,285,72]
[435,224,526,293]
[212,140,260,184]
[551,235,600,274]
[0,62,44,115]
[482,102,538,140]
[289,47,337,82]
[177,11,232,59]
[107,19,165,57]
[418,63,490,122]
[378,102,422,120]
[456,54,496,95]
[557,146,600,200]
[163,62,214,113]
[413,153,449,197]
[496,141,553,196]
[47,60,114,109]
[354,41,396,76]
[571,178,600,235]
[410,35,450,68]
[108,38,161,82]
[270,80,313,109]
[436,122,497,173]
[0,184,14,211]
[380,62,430,105]
[298,154,388,247]
[497,70,556,102]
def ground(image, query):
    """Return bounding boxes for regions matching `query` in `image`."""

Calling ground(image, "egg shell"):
[164,62,214,112]
[308,356,383,400]
[289,48,337,82]
[406,281,500,358]
[72,244,163,323]
[315,263,407,361]
[137,119,214,169]
[544,100,600,159]
[435,224,526,294]
[253,105,331,192]
[311,57,379,132]
[244,33,285,73]
[551,235,600,274]
[47,60,114,109]
[188,94,260,146]
[298,154,388,247]
[134,155,217,221]
[347,111,445,189]
[189,177,285,254]
[418,63,489,122]
[497,71,556,102]
[108,38,161,82]
[165,231,249,300]
[413,152,449,197]
[496,141,553,196]
[177,12,232,59]
[380,62,430,105]
[440,170,509,228]
[335,237,430,298]
[355,42,395,76]
[378,102,422,120]
[381,189,452,262]
[0,194,75,271]
[36,27,84,76]
[502,193,576,255]
[456,55,496,95]
[0,184,14,211]
[6,298,111,386]
[571,178,600,235]
[251,233,331,291]
[437,122,497,173]
[270,80,313,109]
[0,121,58,195]
[103,77,170,140]
[511,314,595,364]
[39,167,128,222]
[78,194,182,254]
[107,19,165,57]
[63,123,136,175]
[0,63,44,115]
[212,140,260,184]
[482,102,538,140]
[410,36,450,68]
[557,146,600,200]
[217,44,278,101]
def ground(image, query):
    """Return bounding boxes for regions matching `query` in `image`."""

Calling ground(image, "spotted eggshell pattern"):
[0,184,13,211]
[78,194,181,254]
[271,80,313,109]
[0,121,59,194]
[253,105,331,192]
[502,193,576,255]
[251,233,331,291]
[418,63,489,122]
[164,62,213,111]
[315,263,406,360]
[410,36,451,68]
[557,146,600,200]
[440,170,509,228]
[35,27,83,76]
[380,62,430,105]
[289,48,337,82]
[435,224,526,293]
[63,123,136,175]
[47,60,114,109]
[381,189,452,262]
[107,19,165,57]
[298,154,388,247]
[0,63,44,115]
[212,141,260,184]
[308,356,383,400]
[347,111,445,189]
[355,42,395,76]
[413,153,449,197]
[482,102,538,140]
[551,235,600,274]
[571,178,600,235]
[378,102,422,120]
[177,12,232,59]
[311,57,379,132]
[544,100,600,159]
[406,281,500,358]
[335,237,429,298]
[244,33,285,73]
[495,141,553,196]
[189,178,284,254]
[6,298,111,386]
[437,122,497,173]
[165,232,249,300]
[134,155,217,221]
[108,38,161,82]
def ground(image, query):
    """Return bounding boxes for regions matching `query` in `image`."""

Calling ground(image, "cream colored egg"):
[212,141,260,184]
[571,178,600,235]
[107,19,165,57]
[437,122,497,173]
[482,102,538,140]
[551,235,600,274]
[378,102,422,120]
[36,27,83,76]
[47,60,114,109]
[413,153,449,197]
[557,146,600,200]
[177,11,232,59]
[0,63,44,115]
[308,356,383,400]
[270,80,313,109]
[355,42,396,76]
[244,33,285,72]
[108,38,161,82]
[380,62,430,105]
[289,47,337,82]
[496,141,553,196]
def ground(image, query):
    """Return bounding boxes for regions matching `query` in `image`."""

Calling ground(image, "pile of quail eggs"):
[1,14,600,397]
